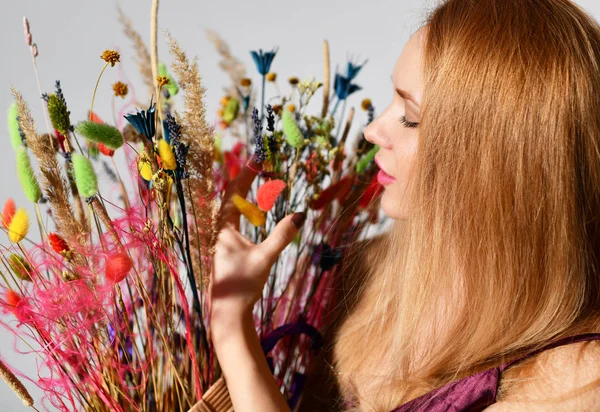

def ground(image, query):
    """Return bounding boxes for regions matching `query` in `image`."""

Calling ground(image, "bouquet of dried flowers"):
[0,3,386,411]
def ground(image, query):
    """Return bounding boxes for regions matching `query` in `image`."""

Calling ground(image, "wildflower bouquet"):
[0,4,386,412]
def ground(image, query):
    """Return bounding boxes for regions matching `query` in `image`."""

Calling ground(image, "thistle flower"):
[266,72,277,82]
[272,105,282,115]
[257,180,286,211]
[156,75,170,89]
[1,199,16,229]
[158,62,179,96]
[47,94,71,136]
[232,194,265,226]
[124,100,157,140]
[250,48,278,75]
[15,146,41,203]
[282,110,304,148]
[157,139,177,170]
[7,254,32,281]
[361,98,372,111]
[112,81,129,98]
[101,49,120,67]
[8,208,29,243]
[105,252,133,284]
[71,153,98,198]
[75,121,124,149]
[251,107,266,163]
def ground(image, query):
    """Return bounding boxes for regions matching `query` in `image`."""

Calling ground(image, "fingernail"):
[291,212,307,229]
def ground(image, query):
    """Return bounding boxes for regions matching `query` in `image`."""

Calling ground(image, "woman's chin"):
[380,189,403,220]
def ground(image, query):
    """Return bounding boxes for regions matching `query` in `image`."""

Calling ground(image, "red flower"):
[5,290,22,313]
[257,180,287,211]
[48,232,70,254]
[224,151,242,181]
[105,252,133,284]
[359,177,383,208]
[1,198,16,229]
[309,177,353,210]
[98,143,115,157]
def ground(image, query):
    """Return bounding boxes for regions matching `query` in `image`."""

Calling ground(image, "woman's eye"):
[399,115,419,128]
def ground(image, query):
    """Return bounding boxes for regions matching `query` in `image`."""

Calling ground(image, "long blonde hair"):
[334,0,600,410]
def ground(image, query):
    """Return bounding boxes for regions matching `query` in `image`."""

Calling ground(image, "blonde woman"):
[209,0,600,410]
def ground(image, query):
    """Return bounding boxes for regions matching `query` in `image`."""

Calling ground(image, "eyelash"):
[399,115,419,128]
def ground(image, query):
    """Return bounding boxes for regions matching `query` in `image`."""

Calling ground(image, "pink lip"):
[375,158,396,186]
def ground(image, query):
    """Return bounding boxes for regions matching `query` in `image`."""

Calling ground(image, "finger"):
[219,158,262,230]
[259,212,306,262]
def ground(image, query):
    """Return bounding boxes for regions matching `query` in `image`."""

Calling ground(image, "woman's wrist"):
[210,305,255,349]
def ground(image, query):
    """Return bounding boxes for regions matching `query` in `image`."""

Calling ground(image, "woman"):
[209,0,600,410]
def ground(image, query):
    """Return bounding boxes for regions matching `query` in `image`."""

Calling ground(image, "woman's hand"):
[207,158,304,412]
[210,158,306,335]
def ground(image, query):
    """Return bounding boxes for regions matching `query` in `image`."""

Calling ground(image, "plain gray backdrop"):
[1,0,600,410]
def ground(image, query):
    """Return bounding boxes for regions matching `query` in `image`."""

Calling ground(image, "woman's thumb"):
[260,212,306,259]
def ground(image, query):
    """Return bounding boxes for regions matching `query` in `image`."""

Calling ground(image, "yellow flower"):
[157,139,177,170]
[287,104,296,113]
[156,76,170,88]
[220,96,231,107]
[232,195,265,226]
[101,50,120,67]
[112,81,129,98]
[138,158,152,181]
[240,78,252,87]
[266,72,277,82]
[8,208,29,243]
[361,98,372,111]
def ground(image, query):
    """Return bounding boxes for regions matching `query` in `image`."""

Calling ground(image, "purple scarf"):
[391,333,600,412]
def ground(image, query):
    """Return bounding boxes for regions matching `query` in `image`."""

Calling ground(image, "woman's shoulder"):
[488,338,600,411]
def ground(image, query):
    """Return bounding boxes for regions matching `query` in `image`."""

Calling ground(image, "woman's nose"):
[364,119,392,149]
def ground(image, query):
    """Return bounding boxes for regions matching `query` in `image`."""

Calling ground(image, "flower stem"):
[89,62,110,120]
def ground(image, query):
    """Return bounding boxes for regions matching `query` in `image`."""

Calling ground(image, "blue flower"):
[345,58,368,81]
[124,99,157,140]
[334,73,362,100]
[250,48,278,75]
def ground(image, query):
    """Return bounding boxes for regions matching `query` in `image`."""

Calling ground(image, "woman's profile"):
[209,0,600,410]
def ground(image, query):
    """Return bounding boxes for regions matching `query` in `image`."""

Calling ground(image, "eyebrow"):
[396,87,420,108]
[391,75,421,108]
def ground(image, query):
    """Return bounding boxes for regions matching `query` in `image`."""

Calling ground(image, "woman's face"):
[364,27,426,220]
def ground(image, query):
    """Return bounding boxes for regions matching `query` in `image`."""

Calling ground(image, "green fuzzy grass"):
[72,153,98,198]
[76,121,124,150]
[356,145,380,173]
[8,103,22,150]
[47,94,71,135]
[282,110,304,148]
[15,146,41,203]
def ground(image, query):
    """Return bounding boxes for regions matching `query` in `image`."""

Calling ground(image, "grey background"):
[1,0,599,410]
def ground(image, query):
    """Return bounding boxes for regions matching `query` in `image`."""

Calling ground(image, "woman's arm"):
[209,159,304,412]
[211,310,291,412]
